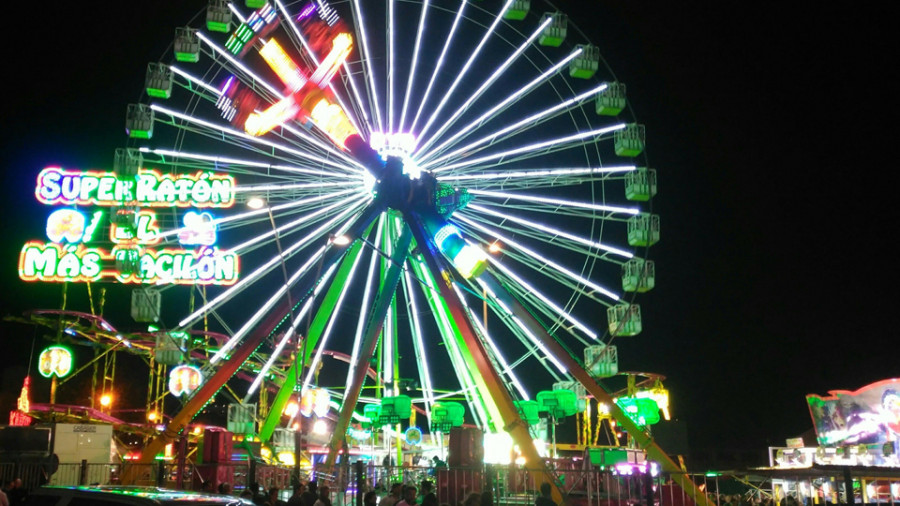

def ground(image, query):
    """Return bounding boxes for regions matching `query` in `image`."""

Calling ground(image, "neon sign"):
[36,167,235,208]
[38,345,73,378]
[19,242,239,285]
[21,164,241,286]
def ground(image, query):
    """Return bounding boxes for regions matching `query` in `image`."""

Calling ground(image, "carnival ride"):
[15,0,710,503]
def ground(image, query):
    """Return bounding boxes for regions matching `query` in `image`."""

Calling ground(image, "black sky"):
[1,1,897,456]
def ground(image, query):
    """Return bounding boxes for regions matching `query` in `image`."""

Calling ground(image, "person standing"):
[397,485,417,506]
[535,483,556,506]
[379,483,403,506]
[313,485,332,506]
[300,481,319,506]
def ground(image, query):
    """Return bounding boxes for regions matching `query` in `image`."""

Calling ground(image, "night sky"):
[1,1,896,459]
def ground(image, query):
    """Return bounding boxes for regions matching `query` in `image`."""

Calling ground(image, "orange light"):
[245,95,301,136]
[309,98,357,147]
[148,411,158,422]
[284,399,300,417]
[309,33,353,87]
[488,241,502,253]
[100,394,113,407]
[259,39,307,92]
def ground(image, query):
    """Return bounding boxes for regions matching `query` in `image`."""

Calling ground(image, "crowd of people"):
[226,477,558,506]
[0,478,27,506]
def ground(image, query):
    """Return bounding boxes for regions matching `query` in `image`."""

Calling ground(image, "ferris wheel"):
[116,0,667,487]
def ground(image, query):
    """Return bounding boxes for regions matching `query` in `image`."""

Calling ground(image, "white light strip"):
[178,203,365,330]
[237,181,352,193]
[416,0,514,142]
[155,189,361,242]
[451,283,528,400]
[409,0,467,132]
[465,204,633,258]
[150,104,358,173]
[415,14,551,156]
[344,213,385,395]
[140,147,362,179]
[422,83,608,169]
[416,49,581,164]
[411,255,485,428]
[404,266,435,417]
[398,0,430,132]
[244,262,338,399]
[432,124,626,173]
[227,3,247,24]
[381,217,394,385]
[388,0,395,133]
[456,214,620,302]
[303,237,368,391]
[468,189,638,215]
[277,120,363,169]
[209,243,328,364]
[478,280,566,374]
[170,65,226,96]
[352,0,384,132]
[435,165,635,182]
[231,193,363,253]
[487,253,598,340]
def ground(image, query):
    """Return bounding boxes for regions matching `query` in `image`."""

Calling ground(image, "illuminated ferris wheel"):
[110,0,665,484]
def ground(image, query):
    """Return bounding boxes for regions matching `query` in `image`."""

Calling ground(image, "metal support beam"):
[324,223,413,468]
[121,204,383,484]
[405,213,562,501]
[259,239,367,442]
[477,272,714,506]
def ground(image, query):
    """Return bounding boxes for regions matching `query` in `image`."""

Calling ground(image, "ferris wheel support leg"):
[259,240,369,443]
[122,206,384,484]
[405,214,563,503]
[477,271,715,506]
[324,223,413,469]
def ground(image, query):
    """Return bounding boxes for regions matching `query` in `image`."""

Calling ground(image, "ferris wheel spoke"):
[409,0,467,134]
[476,278,568,378]
[415,0,514,143]
[301,232,369,392]
[151,104,360,175]
[408,253,494,429]
[388,0,396,133]
[420,83,611,170]
[486,256,598,341]
[243,260,340,401]
[401,262,436,416]
[177,202,368,331]
[449,282,529,401]
[464,204,632,259]
[231,193,368,254]
[454,214,621,304]
[139,147,363,182]
[436,166,635,190]
[431,124,626,174]
[468,189,638,218]
[398,0,430,133]
[196,32,284,99]
[344,213,384,395]
[415,48,582,164]
[350,0,385,133]
[414,14,552,158]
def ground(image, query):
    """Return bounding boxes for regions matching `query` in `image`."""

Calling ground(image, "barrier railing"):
[3,460,899,505]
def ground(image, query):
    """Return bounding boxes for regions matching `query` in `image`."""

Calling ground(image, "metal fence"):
[2,461,899,506]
